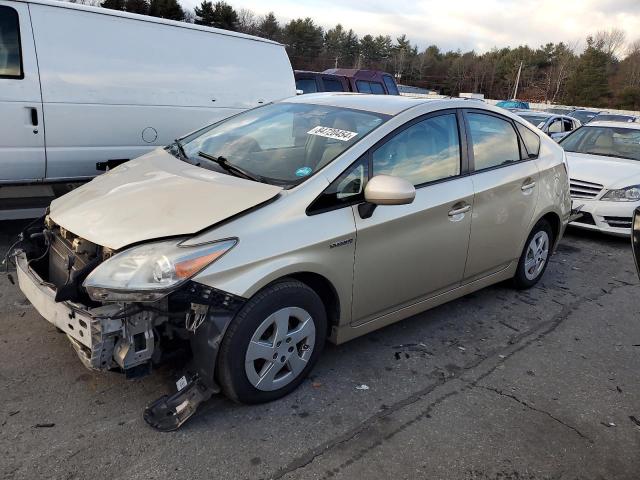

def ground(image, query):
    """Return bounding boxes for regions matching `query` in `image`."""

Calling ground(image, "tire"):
[216,279,327,404]
[513,219,554,289]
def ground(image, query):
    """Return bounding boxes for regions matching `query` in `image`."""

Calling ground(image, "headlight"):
[83,238,237,302]
[602,185,640,202]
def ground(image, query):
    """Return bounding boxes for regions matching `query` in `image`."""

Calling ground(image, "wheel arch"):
[269,272,341,341]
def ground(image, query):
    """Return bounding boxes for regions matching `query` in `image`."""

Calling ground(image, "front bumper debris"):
[14,235,247,431]
[143,373,214,432]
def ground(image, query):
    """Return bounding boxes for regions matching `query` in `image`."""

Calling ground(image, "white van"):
[0,0,295,218]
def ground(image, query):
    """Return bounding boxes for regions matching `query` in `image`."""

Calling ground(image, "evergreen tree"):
[101,0,125,11]
[125,0,149,14]
[258,12,281,41]
[148,0,184,20]
[564,37,610,106]
[194,0,215,26]
[211,1,238,31]
[283,18,324,70]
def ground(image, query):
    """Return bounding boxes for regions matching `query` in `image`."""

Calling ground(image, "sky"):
[181,0,640,54]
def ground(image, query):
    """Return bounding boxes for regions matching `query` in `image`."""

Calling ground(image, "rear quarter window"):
[515,122,541,158]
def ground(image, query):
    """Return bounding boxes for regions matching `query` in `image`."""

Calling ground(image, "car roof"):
[518,111,553,117]
[586,120,640,129]
[283,92,437,115]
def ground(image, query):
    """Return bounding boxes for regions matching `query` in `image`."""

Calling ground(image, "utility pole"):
[512,61,523,99]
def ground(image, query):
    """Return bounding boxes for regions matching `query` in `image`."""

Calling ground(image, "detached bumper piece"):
[144,373,214,432]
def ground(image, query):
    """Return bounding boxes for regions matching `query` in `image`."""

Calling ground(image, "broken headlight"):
[83,238,237,302]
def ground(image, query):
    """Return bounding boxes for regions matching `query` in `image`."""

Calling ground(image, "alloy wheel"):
[524,231,549,281]
[244,307,316,391]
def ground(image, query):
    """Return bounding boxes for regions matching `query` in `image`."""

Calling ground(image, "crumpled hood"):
[49,149,282,250]
[566,152,640,189]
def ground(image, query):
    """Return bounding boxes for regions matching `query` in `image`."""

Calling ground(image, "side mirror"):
[296,89,304,95]
[364,175,416,205]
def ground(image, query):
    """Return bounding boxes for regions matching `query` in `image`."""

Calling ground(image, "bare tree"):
[595,28,626,59]
[237,8,258,35]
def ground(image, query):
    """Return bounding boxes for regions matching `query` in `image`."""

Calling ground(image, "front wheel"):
[216,279,327,404]
[513,219,553,289]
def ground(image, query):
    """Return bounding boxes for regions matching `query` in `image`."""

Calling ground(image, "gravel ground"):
[1,221,639,480]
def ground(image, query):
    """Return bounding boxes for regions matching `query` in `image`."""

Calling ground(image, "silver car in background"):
[12,94,571,430]
[516,111,581,141]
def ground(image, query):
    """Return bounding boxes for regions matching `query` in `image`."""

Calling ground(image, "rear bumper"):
[569,198,639,236]
[15,251,123,370]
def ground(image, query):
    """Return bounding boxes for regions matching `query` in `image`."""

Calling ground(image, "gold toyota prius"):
[12,94,571,430]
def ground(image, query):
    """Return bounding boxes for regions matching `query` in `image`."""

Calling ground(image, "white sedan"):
[562,121,640,236]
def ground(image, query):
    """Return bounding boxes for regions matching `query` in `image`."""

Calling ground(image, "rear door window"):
[0,6,23,79]
[295,78,318,94]
[322,78,345,92]
[383,75,399,95]
[467,112,521,170]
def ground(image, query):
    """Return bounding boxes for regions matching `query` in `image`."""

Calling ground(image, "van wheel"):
[217,279,326,404]
[513,219,553,289]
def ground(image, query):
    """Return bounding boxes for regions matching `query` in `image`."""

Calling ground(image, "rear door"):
[351,110,474,325]
[462,110,539,282]
[0,1,45,181]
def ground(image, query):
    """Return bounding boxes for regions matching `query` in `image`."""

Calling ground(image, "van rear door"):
[0,1,45,181]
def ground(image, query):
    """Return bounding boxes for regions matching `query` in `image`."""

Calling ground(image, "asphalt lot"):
[1,220,639,480]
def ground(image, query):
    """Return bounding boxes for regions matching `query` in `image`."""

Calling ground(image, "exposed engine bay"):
[10,216,246,430]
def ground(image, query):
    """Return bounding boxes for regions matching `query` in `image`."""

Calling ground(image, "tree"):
[564,36,610,106]
[324,25,345,67]
[194,0,215,26]
[282,18,324,70]
[125,0,149,14]
[100,0,125,11]
[148,0,184,20]
[237,9,258,35]
[211,1,238,31]
[258,12,281,41]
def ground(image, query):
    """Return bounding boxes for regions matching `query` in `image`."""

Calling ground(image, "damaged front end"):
[11,217,245,431]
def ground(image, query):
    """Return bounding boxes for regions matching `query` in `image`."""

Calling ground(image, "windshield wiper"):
[198,151,263,182]
[174,138,189,161]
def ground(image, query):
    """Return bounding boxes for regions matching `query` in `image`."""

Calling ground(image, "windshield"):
[560,126,640,161]
[595,114,635,123]
[518,114,549,128]
[176,103,388,186]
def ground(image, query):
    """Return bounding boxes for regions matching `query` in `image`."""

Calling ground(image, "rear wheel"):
[217,279,326,404]
[513,219,553,289]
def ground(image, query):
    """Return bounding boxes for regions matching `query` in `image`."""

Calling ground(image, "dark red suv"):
[294,69,400,95]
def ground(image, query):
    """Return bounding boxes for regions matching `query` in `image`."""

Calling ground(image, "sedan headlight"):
[83,238,237,302]
[602,185,640,202]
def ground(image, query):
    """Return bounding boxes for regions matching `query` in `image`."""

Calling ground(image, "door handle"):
[521,181,536,191]
[30,108,38,127]
[448,204,471,216]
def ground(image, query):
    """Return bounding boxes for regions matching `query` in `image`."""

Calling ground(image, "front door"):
[351,111,474,325]
[462,110,540,281]
[0,1,45,181]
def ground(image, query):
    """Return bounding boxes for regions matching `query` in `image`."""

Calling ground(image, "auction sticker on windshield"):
[308,125,358,141]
